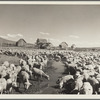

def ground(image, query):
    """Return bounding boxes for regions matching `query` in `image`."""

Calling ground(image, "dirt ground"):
[0,54,65,94]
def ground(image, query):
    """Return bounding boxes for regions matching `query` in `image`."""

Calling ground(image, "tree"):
[35,38,53,49]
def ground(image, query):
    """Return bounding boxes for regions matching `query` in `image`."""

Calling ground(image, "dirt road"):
[32,60,65,94]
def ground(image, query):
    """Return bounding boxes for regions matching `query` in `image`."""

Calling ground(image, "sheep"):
[0,70,7,78]
[86,64,94,70]
[6,67,12,74]
[15,66,22,74]
[94,65,100,73]
[18,71,32,90]
[6,78,18,94]
[2,61,9,68]
[0,78,7,94]
[64,62,77,75]
[1,65,6,70]
[87,77,99,94]
[70,71,83,94]
[10,64,16,71]
[32,67,50,80]
[9,71,18,83]
[33,62,43,70]
[42,56,48,67]
[21,63,33,79]
[71,76,83,94]
[56,75,74,89]
[27,58,34,69]
[22,64,30,72]
[19,59,26,66]
[82,71,90,81]
[80,82,93,94]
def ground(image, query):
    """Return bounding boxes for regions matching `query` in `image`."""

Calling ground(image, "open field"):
[1,47,100,94]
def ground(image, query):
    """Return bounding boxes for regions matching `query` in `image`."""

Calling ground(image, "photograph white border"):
[0,1,100,99]
[0,1,100,4]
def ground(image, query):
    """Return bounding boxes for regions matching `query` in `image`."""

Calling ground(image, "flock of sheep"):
[0,48,100,94]
[56,51,100,94]
[0,49,51,94]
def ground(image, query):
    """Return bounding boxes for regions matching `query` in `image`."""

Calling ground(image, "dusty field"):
[0,54,65,94]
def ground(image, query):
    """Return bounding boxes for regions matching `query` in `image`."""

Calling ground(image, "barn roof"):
[17,38,27,43]
[60,42,68,46]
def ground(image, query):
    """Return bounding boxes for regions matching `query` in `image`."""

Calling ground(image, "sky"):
[0,5,100,47]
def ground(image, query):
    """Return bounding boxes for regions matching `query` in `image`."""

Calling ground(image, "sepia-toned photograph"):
[0,1,100,97]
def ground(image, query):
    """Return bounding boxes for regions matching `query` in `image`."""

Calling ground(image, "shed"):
[71,44,76,50]
[59,42,68,50]
[16,39,26,47]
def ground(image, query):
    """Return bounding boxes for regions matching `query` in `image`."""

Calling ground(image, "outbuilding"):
[16,39,26,47]
[59,42,68,50]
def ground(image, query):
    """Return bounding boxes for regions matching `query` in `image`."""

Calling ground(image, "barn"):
[71,44,76,50]
[59,42,68,50]
[16,39,26,47]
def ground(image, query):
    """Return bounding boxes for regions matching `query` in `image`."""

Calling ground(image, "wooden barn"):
[59,42,68,50]
[16,39,26,47]
[71,44,76,50]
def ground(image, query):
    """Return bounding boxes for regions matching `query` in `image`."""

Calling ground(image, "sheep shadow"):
[51,85,59,89]
[13,87,22,94]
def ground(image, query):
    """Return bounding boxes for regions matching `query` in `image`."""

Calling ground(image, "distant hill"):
[0,37,16,43]
[0,37,16,46]
[0,37,34,47]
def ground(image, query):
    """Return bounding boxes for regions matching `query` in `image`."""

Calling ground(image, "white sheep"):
[72,76,83,93]
[3,61,9,68]
[80,82,93,94]
[0,78,7,94]
[8,71,18,84]
[19,59,25,66]
[56,75,74,89]
[27,58,34,69]
[10,64,16,71]
[15,66,22,74]
[0,70,7,78]
[32,67,50,80]
[22,64,30,72]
